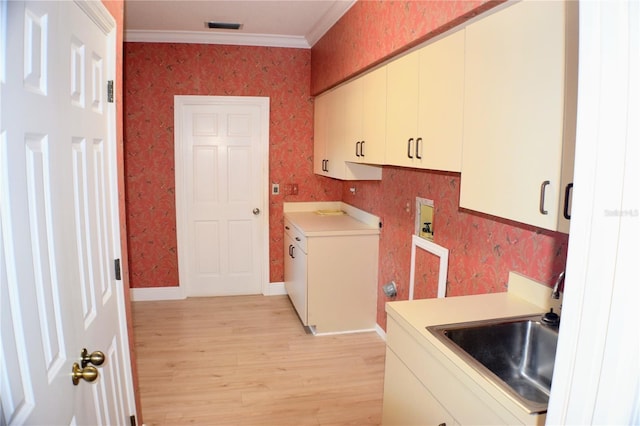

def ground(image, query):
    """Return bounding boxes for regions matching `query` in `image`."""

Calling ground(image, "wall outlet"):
[272,183,279,195]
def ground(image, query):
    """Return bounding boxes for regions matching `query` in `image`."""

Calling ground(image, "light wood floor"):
[132,295,386,425]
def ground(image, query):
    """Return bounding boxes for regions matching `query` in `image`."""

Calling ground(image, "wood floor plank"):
[132,295,386,425]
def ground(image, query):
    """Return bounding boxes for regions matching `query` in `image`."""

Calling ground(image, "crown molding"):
[124,30,311,49]
[306,0,356,47]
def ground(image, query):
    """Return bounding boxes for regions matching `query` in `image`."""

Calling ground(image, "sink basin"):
[427,314,559,414]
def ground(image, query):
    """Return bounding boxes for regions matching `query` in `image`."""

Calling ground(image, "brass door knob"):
[72,363,98,385]
[81,348,105,367]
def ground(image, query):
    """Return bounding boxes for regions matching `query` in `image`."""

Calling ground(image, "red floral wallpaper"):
[123,43,342,288]
[340,169,568,329]
[310,0,502,94]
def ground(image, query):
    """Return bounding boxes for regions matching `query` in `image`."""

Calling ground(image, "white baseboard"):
[131,282,286,301]
[264,281,286,296]
[375,323,387,341]
[131,286,186,301]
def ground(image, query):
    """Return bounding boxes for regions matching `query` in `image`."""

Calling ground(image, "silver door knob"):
[253,208,260,215]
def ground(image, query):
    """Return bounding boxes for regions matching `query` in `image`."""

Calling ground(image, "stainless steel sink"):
[427,314,559,414]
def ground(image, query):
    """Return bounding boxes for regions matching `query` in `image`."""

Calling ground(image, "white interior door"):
[1,1,135,424]
[175,96,269,297]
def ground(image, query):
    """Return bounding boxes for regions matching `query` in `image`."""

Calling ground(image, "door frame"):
[546,1,640,423]
[174,95,270,296]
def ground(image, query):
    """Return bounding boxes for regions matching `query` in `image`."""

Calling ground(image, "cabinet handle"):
[288,244,293,257]
[291,245,295,259]
[416,137,422,159]
[360,140,365,157]
[285,226,290,230]
[438,423,446,426]
[563,183,574,220]
[539,180,550,215]
[407,138,414,159]
[295,237,301,241]
[355,141,360,157]
[324,159,329,172]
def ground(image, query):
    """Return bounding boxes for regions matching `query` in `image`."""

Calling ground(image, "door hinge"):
[107,80,114,103]
[114,258,122,281]
[129,414,137,426]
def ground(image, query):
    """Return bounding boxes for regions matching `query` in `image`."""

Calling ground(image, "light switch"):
[272,183,279,195]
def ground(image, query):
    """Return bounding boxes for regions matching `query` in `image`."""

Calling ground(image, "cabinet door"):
[307,234,378,333]
[385,50,420,167]
[382,349,457,426]
[360,66,387,164]
[313,91,329,175]
[460,0,571,231]
[343,77,364,163]
[385,32,464,172]
[417,30,464,172]
[325,85,348,179]
[284,233,308,324]
[314,88,347,178]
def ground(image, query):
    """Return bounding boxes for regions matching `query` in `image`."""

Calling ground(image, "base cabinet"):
[382,349,457,426]
[283,231,307,324]
[284,218,379,334]
[382,316,544,425]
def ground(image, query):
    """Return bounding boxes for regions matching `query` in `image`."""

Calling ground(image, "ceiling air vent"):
[206,21,242,30]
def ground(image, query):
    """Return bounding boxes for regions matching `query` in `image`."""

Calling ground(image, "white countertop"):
[283,202,380,237]
[285,211,379,237]
[385,273,556,424]
[386,292,544,330]
[386,272,557,340]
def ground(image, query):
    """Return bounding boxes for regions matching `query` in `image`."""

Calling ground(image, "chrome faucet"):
[551,271,565,299]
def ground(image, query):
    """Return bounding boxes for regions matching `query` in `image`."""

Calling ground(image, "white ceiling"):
[124,0,356,48]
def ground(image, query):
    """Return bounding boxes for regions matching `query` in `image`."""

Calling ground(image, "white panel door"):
[1,1,135,425]
[175,96,268,297]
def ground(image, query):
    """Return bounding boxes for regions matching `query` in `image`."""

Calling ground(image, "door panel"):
[1,1,135,424]
[2,2,77,423]
[175,97,268,297]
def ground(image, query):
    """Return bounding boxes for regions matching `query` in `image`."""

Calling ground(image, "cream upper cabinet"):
[314,83,382,180]
[313,88,342,178]
[313,88,329,176]
[344,66,387,165]
[386,30,464,172]
[460,0,577,233]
